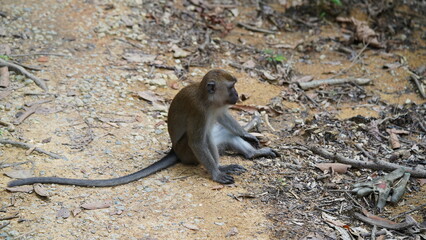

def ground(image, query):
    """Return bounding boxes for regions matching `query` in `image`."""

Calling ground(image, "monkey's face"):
[207,80,238,106]
[227,82,238,105]
[203,69,239,106]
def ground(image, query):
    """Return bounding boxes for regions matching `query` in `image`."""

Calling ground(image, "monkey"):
[7,69,278,187]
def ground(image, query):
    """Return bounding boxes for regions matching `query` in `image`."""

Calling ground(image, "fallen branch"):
[390,203,426,221]
[12,99,53,125]
[115,38,144,50]
[13,104,40,125]
[12,61,43,71]
[0,221,10,230]
[0,58,48,91]
[408,70,426,98]
[298,78,371,90]
[0,213,19,221]
[261,111,276,131]
[308,146,426,178]
[0,139,67,160]
[237,22,276,34]
[354,212,415,230]
[0,161,30,169]
[244,115,261,132]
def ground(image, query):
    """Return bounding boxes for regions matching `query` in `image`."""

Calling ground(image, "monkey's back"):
[167,84,204,147]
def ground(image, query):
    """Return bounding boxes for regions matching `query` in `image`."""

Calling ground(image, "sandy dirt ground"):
[1,0,425,239]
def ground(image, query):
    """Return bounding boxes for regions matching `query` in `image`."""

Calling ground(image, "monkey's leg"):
[228,136,278,159]
[176,133,235,184]
[212,124,277,159]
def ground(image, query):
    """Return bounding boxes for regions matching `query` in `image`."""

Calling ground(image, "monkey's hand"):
[220,164,247,175]
[242,133,260,148]
[213,172,235,184]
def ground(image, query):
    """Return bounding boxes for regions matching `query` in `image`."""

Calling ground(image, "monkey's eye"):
[207,81,216,94]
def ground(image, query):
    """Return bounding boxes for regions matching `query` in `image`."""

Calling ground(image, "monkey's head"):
[201,70,239,106]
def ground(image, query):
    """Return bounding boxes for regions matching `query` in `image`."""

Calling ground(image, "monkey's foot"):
[213,172,235,184]
[219,164,246,175]
[248,147,279,159]
[242,134,260,148]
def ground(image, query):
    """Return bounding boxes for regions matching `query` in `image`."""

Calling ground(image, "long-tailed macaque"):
[8,69,278,187]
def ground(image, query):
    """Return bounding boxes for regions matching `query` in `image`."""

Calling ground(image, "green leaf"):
[330,0,342,6]
[0,55,10,60]
[273,54,286,62]
[263,49,273,55]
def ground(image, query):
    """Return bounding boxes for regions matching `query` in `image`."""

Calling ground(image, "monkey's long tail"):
[7,150,179,187]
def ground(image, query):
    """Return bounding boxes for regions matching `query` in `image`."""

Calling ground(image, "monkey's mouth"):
[228,97,238,105]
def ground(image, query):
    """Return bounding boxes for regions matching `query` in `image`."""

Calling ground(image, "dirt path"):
[0,1,277,239]
[1,0,425,239]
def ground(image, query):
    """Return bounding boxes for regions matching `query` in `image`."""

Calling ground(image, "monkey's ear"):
[207,81,216,94]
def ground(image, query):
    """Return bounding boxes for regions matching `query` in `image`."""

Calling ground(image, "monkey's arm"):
[218,112,260,147]
[187,117,235,184]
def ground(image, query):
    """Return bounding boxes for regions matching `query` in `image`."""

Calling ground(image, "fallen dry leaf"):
[37,56,49,62]
[72,208,82,217]
[109,210,123,216]
[135,91,165,105]
[316,163,351,174]
[41,137,52,143]
[271,43,294,49]
[242,59,256,69]
[34,183,49,197]
[322,212,348,228]
[377,235,386,240]
[4,169,34,179]
[261,70,277,81]
[168,80,180,90]
[388,129,409,135]
[171,44,191,58]
[386,129,403,149]
[81,200,112,210]
[417,178,426,186]
[6,185,34,193]
[211,185,224,190]
[336,17,383,48]
[225,227,239,237]
[291,75,313,83]
[383,62,401,70]
[182,223,200,231]
[361,208,397,225]
[57,207,70,219]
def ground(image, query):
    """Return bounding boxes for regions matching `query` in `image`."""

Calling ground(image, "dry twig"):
[354,212,416,230]
[0,221,10,230]
[237,22,276,34]
[0,139,67,160]
[390,203,426,221]
[308,146,426,178]
[0,58,48,91]
[13,104,40,125]
[0,213,19,221]
[408,70,426,98]
[244,115,262,132]
[298,78,371,90]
